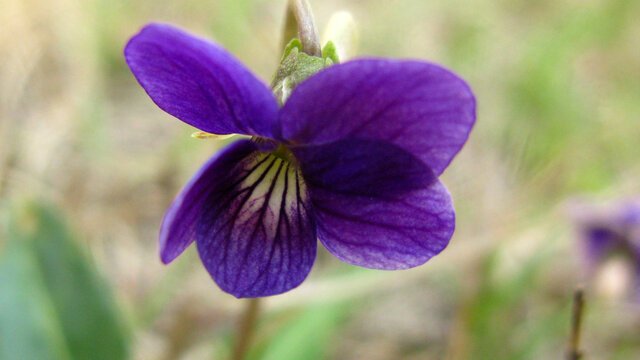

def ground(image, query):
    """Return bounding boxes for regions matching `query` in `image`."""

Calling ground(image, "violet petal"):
[191,141,317,298]
[279,59,476,175]
[293,138,436,198]
[294,138,455,269]
[125,23,278,137]
[159,140,256,264]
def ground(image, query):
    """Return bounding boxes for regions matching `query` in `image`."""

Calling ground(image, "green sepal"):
[271,38,335,105]
[281,38,303,61]
[321,41,340,64]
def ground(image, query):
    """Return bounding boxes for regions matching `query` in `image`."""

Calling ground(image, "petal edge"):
[279,59,475,175]
[159,140,258,264]
[312,180,455,270]
[125,23,278,137]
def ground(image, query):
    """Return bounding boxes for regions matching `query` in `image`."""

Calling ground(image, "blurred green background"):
[1,0,639,359]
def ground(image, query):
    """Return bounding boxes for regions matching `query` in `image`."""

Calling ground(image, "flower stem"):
[283,0,321,56]
[566,288,585,360]
[231,298,261,360]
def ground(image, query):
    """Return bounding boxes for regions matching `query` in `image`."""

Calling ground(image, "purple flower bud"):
[571,200,640,301]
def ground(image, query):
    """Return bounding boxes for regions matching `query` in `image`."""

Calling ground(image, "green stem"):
[566,288,585,360]
[231,298,261,360]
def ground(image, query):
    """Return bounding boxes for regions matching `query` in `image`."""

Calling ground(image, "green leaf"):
[0,239,71,360]
[28,204,129,360]
[0,203,129,360]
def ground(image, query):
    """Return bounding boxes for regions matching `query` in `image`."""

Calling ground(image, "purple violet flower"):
[572,201,640,300]
[124,23,476,298]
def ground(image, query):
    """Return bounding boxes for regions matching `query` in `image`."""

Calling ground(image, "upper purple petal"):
[125,23,278,137]
[279,59,476,175]
[179,140,316,298]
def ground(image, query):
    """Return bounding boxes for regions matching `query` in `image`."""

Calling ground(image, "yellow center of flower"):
[271,143,295,162]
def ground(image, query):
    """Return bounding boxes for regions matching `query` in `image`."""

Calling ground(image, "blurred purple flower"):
[124,23,476,297]
[572,200,640,300]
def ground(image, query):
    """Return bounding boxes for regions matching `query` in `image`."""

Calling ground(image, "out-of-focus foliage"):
[0,204,129,360]
[256,304,349,360]
[0,229,71,360]
[1,0,639,359]
[462,254,567,360]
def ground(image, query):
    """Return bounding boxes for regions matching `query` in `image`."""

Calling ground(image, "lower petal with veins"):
[194,142,317,298]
